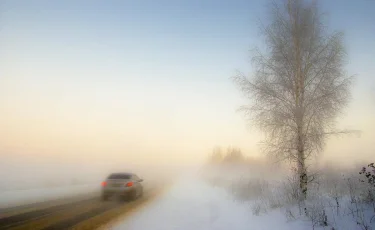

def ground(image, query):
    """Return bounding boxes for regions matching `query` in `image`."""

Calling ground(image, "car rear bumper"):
[102,186,135,196]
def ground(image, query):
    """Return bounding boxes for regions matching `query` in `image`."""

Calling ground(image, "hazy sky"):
[1,0,374,166]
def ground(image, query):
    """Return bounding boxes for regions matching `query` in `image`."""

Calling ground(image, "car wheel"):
[129,190,137,201]
[138,188,143,198]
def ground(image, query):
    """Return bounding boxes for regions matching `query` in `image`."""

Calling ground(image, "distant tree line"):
[208,146,245,164]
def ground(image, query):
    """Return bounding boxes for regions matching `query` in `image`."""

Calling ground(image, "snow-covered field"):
[113,175,308,230]
[113,163,375,230]
[0,183,99,209]
[0,155,107,208]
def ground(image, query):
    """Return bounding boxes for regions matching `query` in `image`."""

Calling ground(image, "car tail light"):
[101,181,107,187]
[125,182,133,187]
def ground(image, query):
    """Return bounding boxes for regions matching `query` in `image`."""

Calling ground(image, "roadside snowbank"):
[114,175,308,230]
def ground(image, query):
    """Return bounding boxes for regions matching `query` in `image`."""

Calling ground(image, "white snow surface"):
[114,175,308,230]
[0,184,98,208]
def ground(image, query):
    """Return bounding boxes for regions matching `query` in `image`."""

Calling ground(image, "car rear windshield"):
[108,173,131,179]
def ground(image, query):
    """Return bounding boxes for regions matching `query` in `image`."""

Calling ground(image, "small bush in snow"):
[359,163,375,204]
[280,172,300,206]
[251,200,267,216]
[359,163,375,188]
[304,199,328,229]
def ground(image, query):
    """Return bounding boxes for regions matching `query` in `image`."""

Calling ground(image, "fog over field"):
[0,154,196,191]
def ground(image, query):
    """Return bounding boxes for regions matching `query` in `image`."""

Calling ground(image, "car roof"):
[110,172,135,176]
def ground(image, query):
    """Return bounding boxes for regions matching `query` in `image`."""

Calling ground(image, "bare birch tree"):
[234,0,354,200]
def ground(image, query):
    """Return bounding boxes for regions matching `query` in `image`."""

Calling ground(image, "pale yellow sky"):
[0,77,261,165]
[1,77,374,167]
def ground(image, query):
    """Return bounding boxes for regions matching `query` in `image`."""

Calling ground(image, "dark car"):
[101,172,143,201]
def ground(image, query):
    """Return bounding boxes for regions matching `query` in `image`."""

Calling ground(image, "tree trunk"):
[297,125,307,201]
[290,0,307,201]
